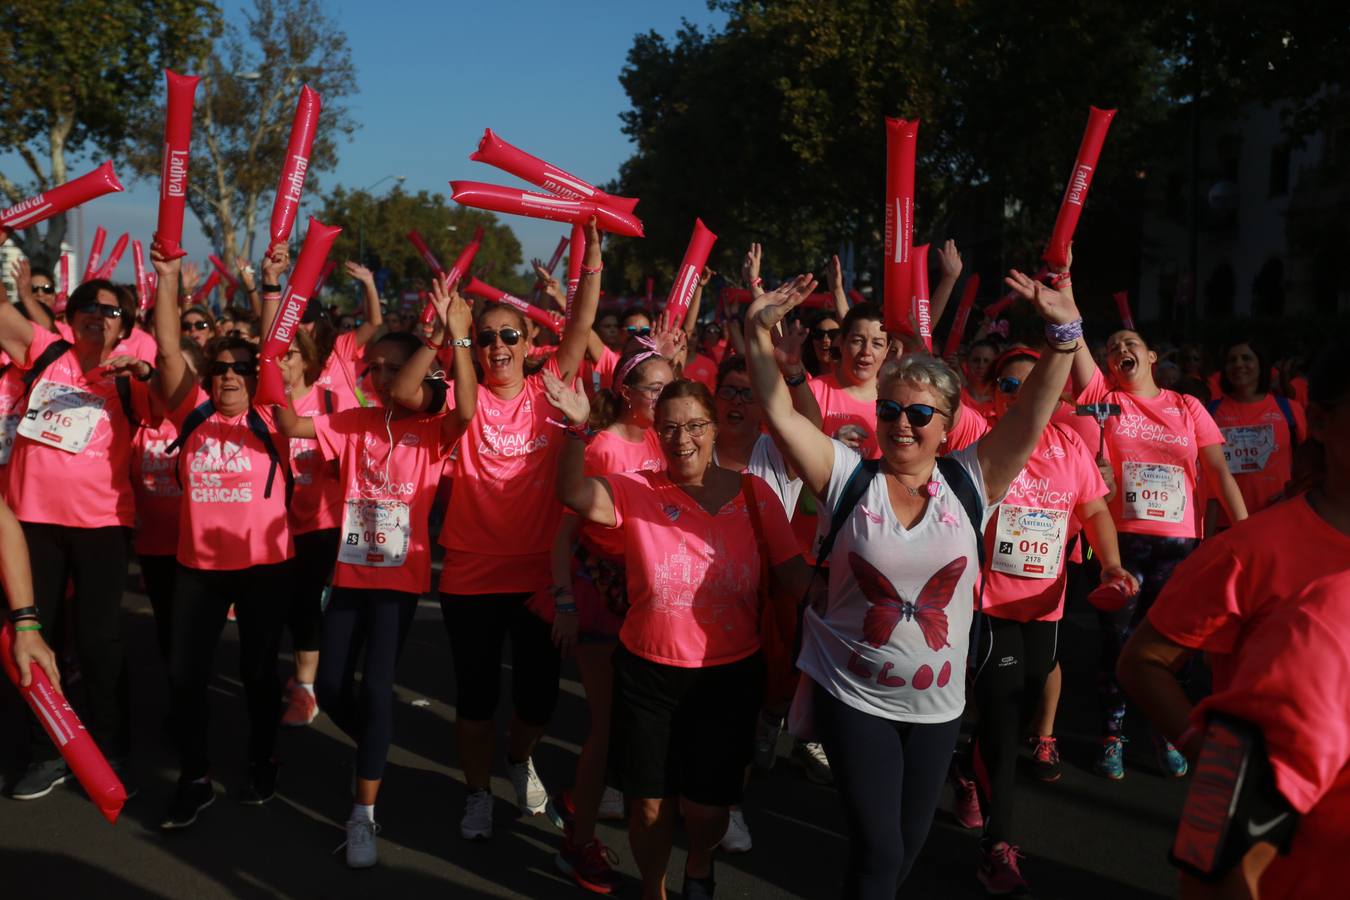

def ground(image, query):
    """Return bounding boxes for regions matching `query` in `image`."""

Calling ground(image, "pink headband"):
[613,335,662,387]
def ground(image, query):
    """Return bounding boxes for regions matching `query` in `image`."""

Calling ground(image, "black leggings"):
[972,617,1060,844]
[289,529,338,654]
[22,523,131,760]
[440,591,560,726]
[140,553,178,661]
[813,680,963,899]
[315,587,418,781]
[168,560,295,780]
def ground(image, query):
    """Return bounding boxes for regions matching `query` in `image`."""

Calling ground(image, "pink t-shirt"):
[960,388,996,423]
[0,363,30,479]
[315,332,365,410]
[173,403,293,570]
[1189,572,1350,900]
[1209,393,1306,521]
[947,399,991,452]
[981,424,1106,621]
[1052,401,1102,452]
[131,387,208,556]
[590,345,620,394]
[116,327,158,365]
[288,386,347,535]
[1078,369,1223,538]
[6,328,155,529]
[809,373,878,458]
[314,408,448,596]
[581,427,665,558]
[439,359,565,595]
[605,470,798,668]
[683,354,718,392]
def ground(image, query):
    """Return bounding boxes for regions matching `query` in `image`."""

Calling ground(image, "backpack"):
[4,339,139,432]
[166,400,293,503]
[1206,395,1298,449]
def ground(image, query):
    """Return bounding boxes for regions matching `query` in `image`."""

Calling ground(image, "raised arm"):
[388,276,456,414]
[553,218,602,383]
[344,261,384,347]
[745,276,836,497]
[976,272,1082,502]
[440,284,477,447]
[543,370,616,526]
[150,250,194,412]
[0,280,35,363]
[275,398,317,440]
[257,243,291,339]
[825,253,849,321]
[10,260,56,333]
[743,243,764,299]
[236,256,262,320]
[771,315,824,429]
[928,239,963,326]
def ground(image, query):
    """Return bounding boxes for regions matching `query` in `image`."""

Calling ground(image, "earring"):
[941,434,948,443]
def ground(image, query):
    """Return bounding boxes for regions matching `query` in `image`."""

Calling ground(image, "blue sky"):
[3,0,725,280]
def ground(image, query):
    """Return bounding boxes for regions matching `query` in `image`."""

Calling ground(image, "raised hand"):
[746,274,817,332]
[772,318,809,372]
[344,260,375,285]
[445,286,473,342]
[937,239,963,280]
[10,258,33,305]
[533,262,565,307]
[235,256,257,291]
[1003,269,1079,326]
[260,242,291,286]
[541,368,591,427]
[150,246,182,279]
[826,254,844,295]
[698,265,713,288]
[742,242,762,286]
[181,260,202,295]
[425,275,455,342]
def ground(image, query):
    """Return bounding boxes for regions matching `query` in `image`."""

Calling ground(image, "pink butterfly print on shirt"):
[849,553,967,652]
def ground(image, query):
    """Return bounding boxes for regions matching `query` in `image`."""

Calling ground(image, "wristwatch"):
[449,336,473,348]
[785,371,807,387]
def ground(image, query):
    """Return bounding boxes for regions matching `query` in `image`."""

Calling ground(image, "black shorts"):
[609,644,764,806]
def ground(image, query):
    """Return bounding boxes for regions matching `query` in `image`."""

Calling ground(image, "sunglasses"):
[476,327,522,348]
[657,419,711,441]
[73,302,123,319]
[625,325,652,336]
[704,324,723,336]
[716,385,754,404]
[182,319,212,332]
[997,376,1023,395]
[208,360,258,378]
[31,283,56,295]
[812,328,840,341]
[876,400,943,428]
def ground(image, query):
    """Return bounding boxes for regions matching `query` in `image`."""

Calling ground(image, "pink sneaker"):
[952,771,984,830]
[281,685,318,727]
[978,841,1028,895]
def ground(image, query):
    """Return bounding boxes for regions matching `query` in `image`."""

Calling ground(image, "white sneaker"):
[461,789,494,840]
[344,818,380,868]
[792,739,834,785]
[507,757,548,816]
[754,712,784,771]
[720,807,752,853]
[598,785,625,820]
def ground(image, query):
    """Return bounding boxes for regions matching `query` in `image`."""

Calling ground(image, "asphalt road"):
[0,571,1185,899]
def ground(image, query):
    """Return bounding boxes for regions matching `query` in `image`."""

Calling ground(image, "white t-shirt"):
[796,440,996,724]
[715,434,803,517]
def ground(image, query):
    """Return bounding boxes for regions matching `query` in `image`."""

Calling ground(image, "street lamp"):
[358,175,407,263]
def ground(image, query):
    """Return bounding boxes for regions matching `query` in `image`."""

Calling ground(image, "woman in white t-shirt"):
[744,270,1085,899]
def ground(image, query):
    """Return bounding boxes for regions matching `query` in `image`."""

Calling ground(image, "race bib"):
[1220,425,1275,474]
[1121,461,1187,523]
[18,381,106,454]
[992,504,1068,579]
[0,413,21,464]
[339,498,410,568]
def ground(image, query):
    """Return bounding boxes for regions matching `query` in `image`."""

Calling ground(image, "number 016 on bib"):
[340,498,410,567]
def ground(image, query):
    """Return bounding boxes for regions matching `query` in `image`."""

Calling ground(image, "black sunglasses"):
[182,319,212,332]
[625,325,652,336]
[476,327,522,348]
[716,385,754,404]
[876,400,943,428]
[997,376,1023,395]
[73,302,123,319]
[31,283,56,295]
[208,360,258,378]
[812,327,840,341]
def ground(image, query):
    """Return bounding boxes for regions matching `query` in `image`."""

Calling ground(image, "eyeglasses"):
[73,302,123,319]
[227,329,252,339]
[31,283,56,295]
[876,400,944,428]
[182,319,212,332]
[657,419,712,441]
[208,360,258,378]
[716,385,754,404]
[476,327,522,348]
[625,325,652,336]
[812,328,840,341]
[627,383,667,399]
[996,376,1023,395]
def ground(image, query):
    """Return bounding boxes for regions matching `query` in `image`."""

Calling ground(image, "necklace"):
[892,466,941,498]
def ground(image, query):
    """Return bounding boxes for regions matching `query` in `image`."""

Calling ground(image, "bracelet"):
[8,606,37,623]
[1049,271,1071,289]
[1050,341,1081,354]
[449,336,473,348]
[554,602,578,615]
[261,283,282,294]
[1044,317,1083,345]
[580,263,603,275]
[136,364,155,383]
[785,371,807,387]
[262,291,282,301]
[564,426,592,441]
[750,277,763,287]
[423,335,446,351]
[14,623,41,633]
[551,585,574,600]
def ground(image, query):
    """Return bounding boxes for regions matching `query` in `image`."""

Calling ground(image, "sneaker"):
[977,840,1029,895]
[1029,736,1062,783]
[159,778,216,830]
[1154,735,1189,778]
[557,835,619,894]
[10,758,71,800]
[237,758,279,805]
[720,807,752,853]
[952,771,984,829]
[507,756,548,816]
[791,739,833,785]
[1095,736,1127,781]
[598,785,625,820]
[683,860,716,900]
[461,789,494,840]
[341,817,380,868]
[753,712,784,771]
[281,686,319,727]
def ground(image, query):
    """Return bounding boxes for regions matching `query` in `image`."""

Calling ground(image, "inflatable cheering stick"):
[462,276,565,334]
[406,230,446,279]
[450,182,644,238]
[663,219,718,325]
[0,162,124,240]
[83,226,108,282]
[470,128,639,213]
[1043,106,1116,268]
[1,623,127,824]
[270,86,321,245]
[883,117,919,337]
[1113,291,1136,331]
[256,218,341,406]
[152,70,202,260]
[533,234,570,307]
[209,254,241,301]
[912,244,932,351]
[420,226,484,327]
[133,240,151,312]
[91,233,130,281]
[564,224,585,313]
[942,273,980,359]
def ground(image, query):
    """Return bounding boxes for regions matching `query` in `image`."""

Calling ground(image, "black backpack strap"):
[114,376,139,433]
[322,389,335,415]
[813,457,880,570]
[1273,394,1298,449]
[935,455,989,674]
[1205,397,1221,417]
[167,399,217,491]
[246,407,293,504]
[20,339,73,391]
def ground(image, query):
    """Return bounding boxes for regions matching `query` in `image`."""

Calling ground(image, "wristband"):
[1049,271,1071,289]
[785,371,807,387]
[551,585,574,600]
[15,623,41,633]
[580,263,603,275]
[423,335,445,351]
[261,291,282,302]
[8,606,37,623]
[1044,317,1083,345]
[1050,341,1081,354]
[750,277,763,287]
[261,283,282,294]
[554,602,578,615]
[136,364,155,383]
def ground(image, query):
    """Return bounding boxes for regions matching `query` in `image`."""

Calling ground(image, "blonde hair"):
[879,353,962,417]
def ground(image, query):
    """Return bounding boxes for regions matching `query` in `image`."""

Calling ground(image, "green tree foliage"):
[316,186,527,301]
[0,0,217,266]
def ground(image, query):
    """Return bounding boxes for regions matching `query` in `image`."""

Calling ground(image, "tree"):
[127,0,357,272]
[0,0,217,267]
[316,186,528,303]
